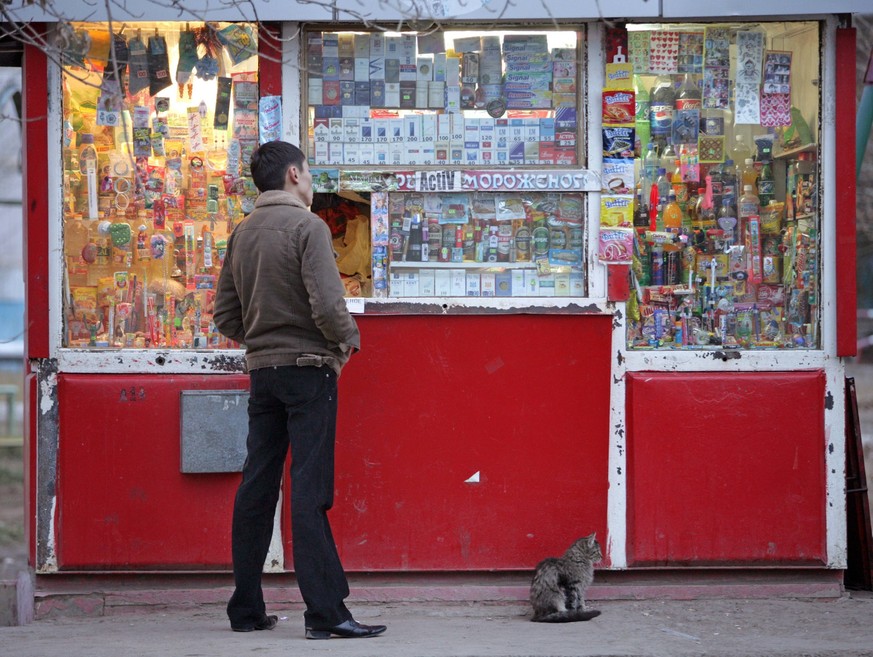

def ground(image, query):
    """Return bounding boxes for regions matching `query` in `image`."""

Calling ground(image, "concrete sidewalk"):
[1,595,872,657]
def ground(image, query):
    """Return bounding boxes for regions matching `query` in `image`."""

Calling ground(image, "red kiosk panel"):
[626,371,827,566]
[327,314,613,571]
[56,374,249,569]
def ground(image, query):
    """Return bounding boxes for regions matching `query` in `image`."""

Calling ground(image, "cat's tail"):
[531,609,601,623]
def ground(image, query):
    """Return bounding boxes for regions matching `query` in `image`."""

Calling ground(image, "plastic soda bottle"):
[738,184,760,236]
[731,135,752,165]
[649,74,675,152]
[662,190,684,233]
[634,76,650,157]
[671,159,689,211]
[641,142,658,201]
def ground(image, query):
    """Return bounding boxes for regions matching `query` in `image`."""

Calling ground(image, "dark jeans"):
[227,365,352,629]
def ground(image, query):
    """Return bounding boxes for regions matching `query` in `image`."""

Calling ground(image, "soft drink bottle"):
[641,142,658,201]
[738,184,760,237]
[634,76,650,157]
[731,134,752,165]
[649,74,675,152]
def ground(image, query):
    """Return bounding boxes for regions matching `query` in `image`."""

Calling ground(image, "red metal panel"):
[22,39,49,359]
[323,314,613,571]
[835,27,857,356]
[258,22,282,97]
[56,374,249,569]
[626,371,827,566]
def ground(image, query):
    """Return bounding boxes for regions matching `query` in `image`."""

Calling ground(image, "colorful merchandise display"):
[611,22,821,350]
[62,22,260,349]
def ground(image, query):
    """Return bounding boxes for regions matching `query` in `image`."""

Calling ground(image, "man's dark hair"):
[249,141,306,192]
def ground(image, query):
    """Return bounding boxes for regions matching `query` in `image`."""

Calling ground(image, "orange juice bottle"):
[662,190,684,233]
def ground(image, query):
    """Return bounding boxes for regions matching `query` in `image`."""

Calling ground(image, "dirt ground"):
[1,364,872,582]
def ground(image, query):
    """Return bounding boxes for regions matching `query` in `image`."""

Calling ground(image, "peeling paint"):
[824,390,834,410]
[39,372,57,415]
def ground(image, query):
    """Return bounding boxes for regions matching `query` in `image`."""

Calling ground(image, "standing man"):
[214,141,386,640]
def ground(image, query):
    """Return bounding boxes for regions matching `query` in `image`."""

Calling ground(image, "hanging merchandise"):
[176,27,198,98]
[147,32,172,96]
[217,24,257,65]
[194,25,223,81]
[127,32,150,95]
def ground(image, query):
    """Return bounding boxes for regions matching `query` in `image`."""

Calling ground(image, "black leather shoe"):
[231,614,278,632]
[305,619,387,639]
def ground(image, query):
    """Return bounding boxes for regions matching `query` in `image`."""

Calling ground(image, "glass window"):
[61,22,260,349]
[304,26,589,300]
[617,22,821,349]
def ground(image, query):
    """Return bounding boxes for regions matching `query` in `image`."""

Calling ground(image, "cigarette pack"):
[480,273,496,297]
[415,82,428,108]
[359,143,375,165]
[308,78,323,104]
[339,57,355,81]
[419,269,435,296]
[538,274,556,296]
[354,34,369,58]
[354,81,370,106]
[313,141,329,165]
[511,270,526,296]
[417,56,433,80]
[399,81,416,108]
[369,32,384,57]
[446,56,460,85]
[322,33,338,58]
[338,33,354,57]
[404,115,421,142]
[445,86,461,112]
[384,58,400,83]
[399,63,418,81]
[389,272,404,297]
[328,117,343,142]
[374,118,389,142]
[428,81,445,109]
[524,270,540,295]
[339,81,355,105]
[313,118,329,142]
[433,53,446,82]
[554,273,571,296]
[384,83,400,107]
[465,272,481,296]
[327,142,344,165]
[495,271,513,297]
[343,117,359,143]
[403,272,419,297]
[322,80,340,105]
[343,144,360,165]
[359,118,373,143]
[400,34,416,62]
[450,269,466,296]
[435,143,449,165]
[434,269,452,296]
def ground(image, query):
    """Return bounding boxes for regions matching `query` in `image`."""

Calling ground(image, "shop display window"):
[61,22,260,349]
[608,22,821,350]
[305,26,589,300]
[305,28,581,168]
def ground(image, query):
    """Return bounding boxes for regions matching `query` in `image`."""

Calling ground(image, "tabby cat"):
[529,532,602,622]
